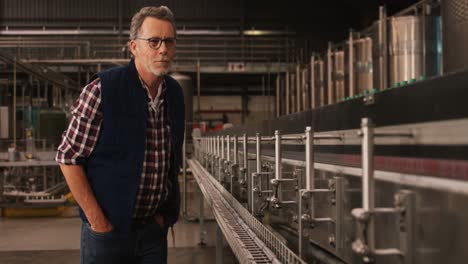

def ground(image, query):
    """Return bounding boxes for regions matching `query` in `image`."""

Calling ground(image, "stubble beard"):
[147,60,171,77]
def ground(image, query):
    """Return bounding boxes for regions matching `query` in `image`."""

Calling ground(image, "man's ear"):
[129,40,137,57]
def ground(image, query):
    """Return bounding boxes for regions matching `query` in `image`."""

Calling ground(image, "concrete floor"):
[0,214,237,264]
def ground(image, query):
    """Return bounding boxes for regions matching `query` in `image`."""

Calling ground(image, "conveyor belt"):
[188,159,306,264]
[239,149,468,197]
[261,149,468,182]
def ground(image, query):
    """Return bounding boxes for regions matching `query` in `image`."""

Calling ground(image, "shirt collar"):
[138,76,166,104]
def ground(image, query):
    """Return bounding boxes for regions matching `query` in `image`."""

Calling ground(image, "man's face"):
[130,17,176,77]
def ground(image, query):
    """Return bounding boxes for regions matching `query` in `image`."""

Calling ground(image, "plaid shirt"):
[56,78,171,223]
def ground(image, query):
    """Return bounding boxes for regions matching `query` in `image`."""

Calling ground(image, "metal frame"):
[189,159,306,264]
[190,112,468,263]
[351,118,416,263]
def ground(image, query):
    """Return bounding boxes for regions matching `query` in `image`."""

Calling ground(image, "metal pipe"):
[197,138,200,161]
[262,75,265,120]
[421,4,427,77]
[44,81,48,103]
[379,6,388,90]
[201,138,205,161]
[334,176,345,255]
[252,133,262,214]
[291,73,296,112]
[302,68,307,110]
[226,135,230,162]
[305,126,314,191]
[298,189,305,258]
[233,135,238,164]
[215,136,218,157]
[242,134,248,168]
[310,55,315,109]
[243,133,250,208]
[197,60,201,121]
[256,133,261,173]
[348,29,355,97]
[201,137,208,163]
[202,138,207,158]
[275,130,282,202]
[267,70,271,120]
[214,136,217,157]
[228,136,235,194]
[319,61,324,107]
[296,64,301,112]
[275,130,282,181]
[285,72,290,114]
[211,137,215,174]
[327,42,333,105]
[361,118,375,251]
[221,136,225,160]
[393,0,432,16]
[13,56,16,147]
[217,135,222,181]
[276,74,280,117]
[215,136,219,158]
[22,80,25,142]
[210,137,213,158]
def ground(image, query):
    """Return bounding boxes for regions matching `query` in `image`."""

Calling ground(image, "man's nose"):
[158,41,168,55]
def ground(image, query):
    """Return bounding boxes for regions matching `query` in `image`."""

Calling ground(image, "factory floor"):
[0,215,237,264]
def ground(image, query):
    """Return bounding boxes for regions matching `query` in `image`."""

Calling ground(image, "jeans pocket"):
[82,223,130,264]
[85,223,114,239]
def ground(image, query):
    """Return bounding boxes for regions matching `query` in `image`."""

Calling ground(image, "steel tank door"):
[442,0,468,73]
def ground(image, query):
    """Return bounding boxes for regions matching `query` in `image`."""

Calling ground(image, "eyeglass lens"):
[148,38,176,49]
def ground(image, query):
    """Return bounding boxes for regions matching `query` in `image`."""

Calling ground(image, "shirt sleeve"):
[55,78,103,165]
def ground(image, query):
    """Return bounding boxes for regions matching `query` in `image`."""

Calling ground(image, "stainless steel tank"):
[388,15,441,85]
[170,72,193,135]
[290,73,296,113]
[425,15,442,77]
[326,45,333,104]
[334,51,346,101]
[355,37,374,93]
[442,0,468,73]
[311,59,325,107]
[372,13,441,89]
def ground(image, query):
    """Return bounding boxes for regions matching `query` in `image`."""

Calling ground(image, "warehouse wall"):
[194,95,275,127]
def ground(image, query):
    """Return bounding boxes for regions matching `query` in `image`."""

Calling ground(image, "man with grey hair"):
[56,6,184,264]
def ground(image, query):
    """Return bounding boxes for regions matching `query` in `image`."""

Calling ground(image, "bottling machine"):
[187,0,468,263]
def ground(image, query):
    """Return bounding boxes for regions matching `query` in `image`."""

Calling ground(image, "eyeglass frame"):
[134,37,177,50]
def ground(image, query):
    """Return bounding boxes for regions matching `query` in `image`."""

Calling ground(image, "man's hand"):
[155,214,165,229]
[90,217,114,233]
[59,164,113,234]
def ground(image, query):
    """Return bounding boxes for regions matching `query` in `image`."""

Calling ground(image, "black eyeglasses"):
[134,37,177,49]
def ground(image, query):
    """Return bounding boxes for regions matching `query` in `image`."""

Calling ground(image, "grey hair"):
[129,6,177,40]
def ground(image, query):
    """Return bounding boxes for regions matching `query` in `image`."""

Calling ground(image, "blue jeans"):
[80,220,168,264]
